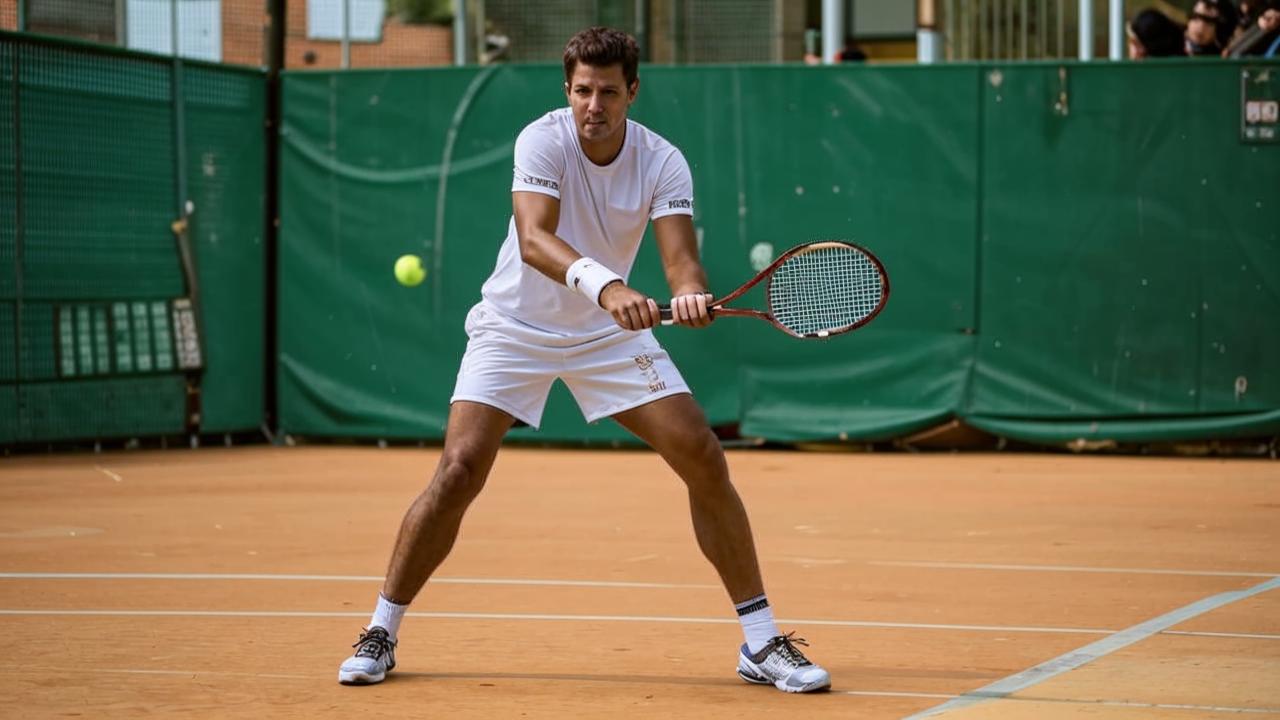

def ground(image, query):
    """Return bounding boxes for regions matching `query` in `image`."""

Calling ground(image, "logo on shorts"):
[633,354,666,393]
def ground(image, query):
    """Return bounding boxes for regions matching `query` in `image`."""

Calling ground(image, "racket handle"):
[657,304,717,326]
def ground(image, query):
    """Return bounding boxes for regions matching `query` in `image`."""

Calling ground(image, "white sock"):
[370,593,408,640]
[735,594,780,654]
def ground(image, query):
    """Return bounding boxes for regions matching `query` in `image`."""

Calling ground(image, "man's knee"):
[675,428,728,486]
[429,453,488,508]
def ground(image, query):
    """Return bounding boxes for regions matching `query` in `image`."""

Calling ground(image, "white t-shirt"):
[480,107,695,338]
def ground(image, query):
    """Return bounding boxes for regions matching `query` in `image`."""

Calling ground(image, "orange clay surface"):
[0,447,1276,719]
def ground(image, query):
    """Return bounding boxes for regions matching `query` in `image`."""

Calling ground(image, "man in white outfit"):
[339,26,830,694]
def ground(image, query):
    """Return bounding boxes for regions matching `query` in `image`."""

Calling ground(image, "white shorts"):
[450,302,691,428]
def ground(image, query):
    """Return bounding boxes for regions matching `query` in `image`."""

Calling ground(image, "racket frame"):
[662,240,890,339]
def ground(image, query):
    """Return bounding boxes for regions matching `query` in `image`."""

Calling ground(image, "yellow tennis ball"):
[394,254,425,287]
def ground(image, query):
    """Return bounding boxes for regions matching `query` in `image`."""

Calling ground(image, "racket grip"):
[657,304,718,326]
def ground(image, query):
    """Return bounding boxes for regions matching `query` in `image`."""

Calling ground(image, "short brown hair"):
[563,27,640,87]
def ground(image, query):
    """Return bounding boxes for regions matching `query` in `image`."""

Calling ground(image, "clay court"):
[1,447,1276,719]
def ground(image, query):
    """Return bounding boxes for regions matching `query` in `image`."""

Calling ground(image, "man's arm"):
[652,214,713,327]
[513,191,660,330]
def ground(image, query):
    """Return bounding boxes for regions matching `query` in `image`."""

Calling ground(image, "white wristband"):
[565,256,623,308]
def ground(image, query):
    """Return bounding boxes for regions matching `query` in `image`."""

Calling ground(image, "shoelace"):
[352,627,395,660]
[769,632,812,668]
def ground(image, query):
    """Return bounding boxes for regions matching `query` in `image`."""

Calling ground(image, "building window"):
[307,0,386,42]
[125,0,222,62]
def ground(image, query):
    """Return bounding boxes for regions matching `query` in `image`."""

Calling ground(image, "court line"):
[0,608,1114,634]
[1,608,1277,640]
[1165,630,1280,641]
[0,572,717,590]
[0,665,313,681]
[93,466,123,482]
[903,576,1280,719]
[1,666,1273,714]
[843,689,1280,715]
[872,560,1280,579]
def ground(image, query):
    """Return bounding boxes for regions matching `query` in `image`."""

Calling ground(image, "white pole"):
[1108,0,1123,60]
[341,0,351,69]
[918,0,943,64]
[822,0,844,65]
[1078,0,1093,59]
[453,0,467,66]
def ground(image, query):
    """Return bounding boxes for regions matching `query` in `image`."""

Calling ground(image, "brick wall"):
[221,0,266,66]
[283,1,452,69]
[1,0,16,32]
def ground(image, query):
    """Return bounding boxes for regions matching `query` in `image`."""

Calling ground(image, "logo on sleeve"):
[667,199,693,210]
[518,173,559,191]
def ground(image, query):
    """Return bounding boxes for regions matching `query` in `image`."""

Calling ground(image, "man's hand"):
[600,282,660,331]
[670,292,714,328]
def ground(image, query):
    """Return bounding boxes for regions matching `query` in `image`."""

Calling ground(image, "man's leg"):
[339,400,514,685]
[613,394,763,603]
[381,401,515,603]
[613,394,831,693]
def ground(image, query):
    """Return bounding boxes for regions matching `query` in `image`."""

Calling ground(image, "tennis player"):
[339,26,830,694]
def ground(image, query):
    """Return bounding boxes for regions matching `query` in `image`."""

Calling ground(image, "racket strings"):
[767,247,884,336]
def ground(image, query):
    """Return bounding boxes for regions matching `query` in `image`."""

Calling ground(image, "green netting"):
[182,63,266,433]
[0,41,15,301]
[18,301,54,381]
[1,32,267,443]
[18,40,181,300]
[0,384,14,444]
[0,302,14,381]
[16,376,186,442]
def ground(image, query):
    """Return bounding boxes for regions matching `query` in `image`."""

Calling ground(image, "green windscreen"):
[0,32,265,443]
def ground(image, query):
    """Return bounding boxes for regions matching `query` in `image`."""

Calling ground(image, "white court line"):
[0,572,716,590]
[0,666,313,681]
[93,466,123,482]
[0,608,1114,634]
[1,608,1277,641]
[842,690,1280,715]
[1165,630,1280,641]
[0,666,1272,714]
[872,560,1280,579]
[903,576,1280,719]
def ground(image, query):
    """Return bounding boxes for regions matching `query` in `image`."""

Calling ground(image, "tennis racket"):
[659,241,889,339]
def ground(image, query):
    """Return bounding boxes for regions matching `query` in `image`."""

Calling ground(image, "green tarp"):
[278,61,1279,445]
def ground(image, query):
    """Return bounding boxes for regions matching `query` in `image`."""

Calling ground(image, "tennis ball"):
[394,254,425,287]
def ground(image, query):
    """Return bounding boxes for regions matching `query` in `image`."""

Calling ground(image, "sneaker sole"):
[737,663,831,693]
[338,669,386,685]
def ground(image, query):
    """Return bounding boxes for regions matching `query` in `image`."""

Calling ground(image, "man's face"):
[1260,8,1280,32]
[565,62,637,147]
[1187,1,1220,46]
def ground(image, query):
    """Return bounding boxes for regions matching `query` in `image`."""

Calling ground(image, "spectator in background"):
[801,32,867,64]
[1185,0,1239,55]
[1128,9,1187,58]
[838,36,868,62]
[1225,0,1280,55]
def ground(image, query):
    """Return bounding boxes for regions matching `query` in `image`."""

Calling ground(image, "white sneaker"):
[736,633,831,693]
[338,626,397,685]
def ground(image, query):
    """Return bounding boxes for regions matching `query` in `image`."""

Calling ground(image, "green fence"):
[0,32,266,443]
[277,60,1280,445]
[3,33,1277,448]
